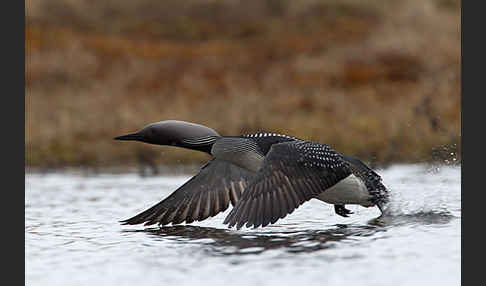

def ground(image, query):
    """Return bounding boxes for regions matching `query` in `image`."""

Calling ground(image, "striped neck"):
[179,135,221,154]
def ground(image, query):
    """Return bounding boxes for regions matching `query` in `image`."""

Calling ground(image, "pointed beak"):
[114,132,143,141]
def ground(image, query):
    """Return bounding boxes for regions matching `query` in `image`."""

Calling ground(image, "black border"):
[462,0,481,284]
[15,0,26,282]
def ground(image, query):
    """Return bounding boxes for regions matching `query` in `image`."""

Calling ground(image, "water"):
[25,164,461,286]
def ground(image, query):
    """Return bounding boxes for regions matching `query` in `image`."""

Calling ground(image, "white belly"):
[316,174,373,207]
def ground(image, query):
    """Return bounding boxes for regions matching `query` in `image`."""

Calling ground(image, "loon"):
[115,120,389,229]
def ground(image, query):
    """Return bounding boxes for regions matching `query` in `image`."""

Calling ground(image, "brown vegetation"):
[26,0,461,170]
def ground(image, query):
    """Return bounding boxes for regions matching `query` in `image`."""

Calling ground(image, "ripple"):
[370,210,457,227]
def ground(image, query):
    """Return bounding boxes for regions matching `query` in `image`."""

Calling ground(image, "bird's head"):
[114,120,221,151]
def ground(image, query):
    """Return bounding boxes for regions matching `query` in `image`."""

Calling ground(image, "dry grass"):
[25,0,461,169]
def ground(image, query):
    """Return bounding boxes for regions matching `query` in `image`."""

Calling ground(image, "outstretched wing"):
[223,141,352,229]
[121,158,255,226]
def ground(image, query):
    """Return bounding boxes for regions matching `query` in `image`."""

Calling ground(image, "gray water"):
[26,164,461,286]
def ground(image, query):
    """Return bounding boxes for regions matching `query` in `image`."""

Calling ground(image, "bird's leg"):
[334,204,353,217]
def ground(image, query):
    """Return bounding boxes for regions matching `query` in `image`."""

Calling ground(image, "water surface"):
[26,164,461,286]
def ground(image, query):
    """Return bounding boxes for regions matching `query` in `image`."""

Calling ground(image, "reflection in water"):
[124,223,386,256]
[124,209,456,257]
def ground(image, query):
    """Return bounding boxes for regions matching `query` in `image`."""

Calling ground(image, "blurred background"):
[25,0,461,172]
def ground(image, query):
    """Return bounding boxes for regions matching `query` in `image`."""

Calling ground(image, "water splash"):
[373,164,460,226]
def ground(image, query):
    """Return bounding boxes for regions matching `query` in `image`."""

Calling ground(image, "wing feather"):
[121,158,254,226]
[223,141,352,229]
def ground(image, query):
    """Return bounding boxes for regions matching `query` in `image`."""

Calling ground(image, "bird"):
[115,120,389,229]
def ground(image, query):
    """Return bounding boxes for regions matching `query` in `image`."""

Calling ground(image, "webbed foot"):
[334,204,353,217]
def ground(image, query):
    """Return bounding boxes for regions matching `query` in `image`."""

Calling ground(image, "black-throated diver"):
[115,120,389,229]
